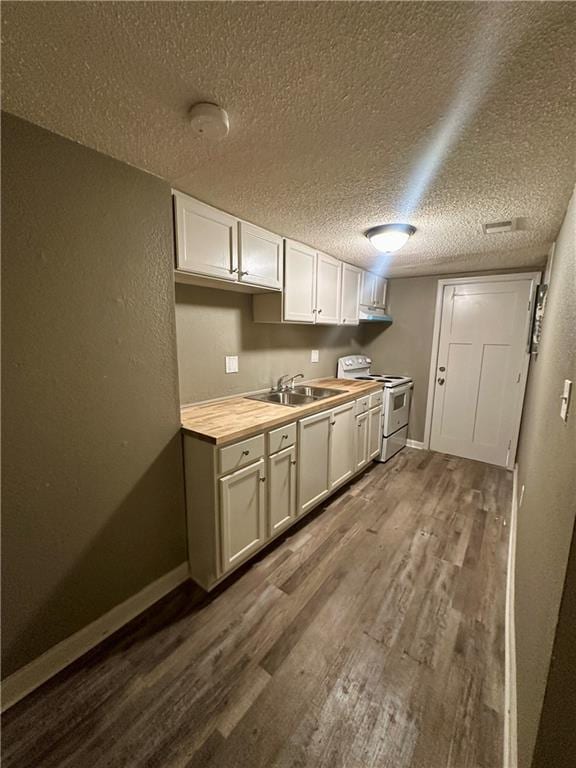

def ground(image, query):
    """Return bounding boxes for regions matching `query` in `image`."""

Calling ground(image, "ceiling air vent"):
[482,218,518,235]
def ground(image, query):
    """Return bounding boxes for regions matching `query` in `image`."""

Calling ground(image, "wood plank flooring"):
[1,449,512,768]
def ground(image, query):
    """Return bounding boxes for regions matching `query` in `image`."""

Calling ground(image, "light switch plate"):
[225,355,239,374]
[311,349,319,363]
[560,379,572,422]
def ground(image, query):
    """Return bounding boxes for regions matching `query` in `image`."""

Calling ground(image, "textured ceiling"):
[2,1,575,276]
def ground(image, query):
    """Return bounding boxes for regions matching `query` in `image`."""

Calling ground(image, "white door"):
[368,406,383,459]
[329,402,355,489]
[173,193,238,280]
[430,277,536,466]
[340,263,362,325]
[219,459,267,572]
[355,412,369,470]
[298,410,331,514]
[284,240,317,323]
[361,271,376,306]
[315,252,341,324]
[238,222,283,290]
[268,445,297,536]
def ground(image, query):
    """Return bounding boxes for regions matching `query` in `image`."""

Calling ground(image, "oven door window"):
[393,392,406,411]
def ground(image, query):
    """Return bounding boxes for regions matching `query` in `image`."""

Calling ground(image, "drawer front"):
[218,434,265,475]
[268,422,297,454]
[355,395,370,415]
[369,389,384,409]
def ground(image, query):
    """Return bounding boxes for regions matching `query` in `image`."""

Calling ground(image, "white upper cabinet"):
[174,193,238,281]
[283,240,317,323]
[315,252,341,324]
[361,270,388,308]
[340,263,362,325]
[361,271,376,306]
[238,222,283,290]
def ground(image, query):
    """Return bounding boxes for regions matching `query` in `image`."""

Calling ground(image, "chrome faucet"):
[276,373,304,391]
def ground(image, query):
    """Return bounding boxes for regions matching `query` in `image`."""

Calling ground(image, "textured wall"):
[1,114,186,678]
[175,284,363,404]
[514,188,576,768]
[363,277,437,442]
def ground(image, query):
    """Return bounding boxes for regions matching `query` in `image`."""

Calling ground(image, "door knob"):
[437,377,445,385]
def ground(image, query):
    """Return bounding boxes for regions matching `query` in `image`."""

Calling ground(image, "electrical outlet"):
[311,349,319,363]
[225,355,239,374]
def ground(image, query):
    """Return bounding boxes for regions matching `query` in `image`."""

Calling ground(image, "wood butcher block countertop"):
[180,378,383,445]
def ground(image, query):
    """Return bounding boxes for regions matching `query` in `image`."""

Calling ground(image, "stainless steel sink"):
[245,385,342,407]
[292,385,342,398]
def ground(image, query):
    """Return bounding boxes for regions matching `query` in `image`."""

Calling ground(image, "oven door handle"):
[387,383,412,397]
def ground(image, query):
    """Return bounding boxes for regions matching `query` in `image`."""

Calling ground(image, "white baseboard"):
[406,439,426,450]
[504,466,519,768]
[1,562,189,712]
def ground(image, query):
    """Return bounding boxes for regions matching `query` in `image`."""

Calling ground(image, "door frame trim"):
[423,272,541,466]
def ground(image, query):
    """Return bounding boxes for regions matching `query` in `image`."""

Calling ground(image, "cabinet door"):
[373,276,388,309]
[174,193,238,280]
[340,263,362,325]
[284,240,317,323]
[329,401,355,489]
[219,459,267,573]
[355,412,369,470]
[298,410,331,514]
[238,222,283,290]
[361,271,376,306]
[268,445,297,536]
[315,252,341,325]
[368,406,383,460]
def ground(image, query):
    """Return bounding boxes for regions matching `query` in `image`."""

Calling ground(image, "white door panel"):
[284,241,317,323]
[238,222,283,289]
[298,410,331,514]
[316,252,341,324]
[329,402,355,488]
[430,279,534,466]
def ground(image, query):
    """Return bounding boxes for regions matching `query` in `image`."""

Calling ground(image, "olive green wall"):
[1,114,187,678]
[515,187,576,768]
[363,276,437,442]
[175,284,363,404]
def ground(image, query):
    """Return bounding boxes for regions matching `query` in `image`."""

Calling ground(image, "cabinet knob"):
[318,308,323,314]
[260,476,266,483]
[291,460,297,466]
[242,450,250,456]
[342,318,346,324]
[282,434,289,439]
[330,421,336,426]
[230,267,239,274]
[240,270,249,276]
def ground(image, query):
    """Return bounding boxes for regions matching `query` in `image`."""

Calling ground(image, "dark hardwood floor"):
[1,449,511,768]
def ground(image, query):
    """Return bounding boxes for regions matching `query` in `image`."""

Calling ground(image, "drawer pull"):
[242,450,250,456]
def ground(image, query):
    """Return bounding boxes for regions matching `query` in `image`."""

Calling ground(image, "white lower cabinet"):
[268,444,297,536]
[329,401,355,489]
[368,406,383,460]
[355,411,369,470]
[219,458,267,572]
[298,410,331,514]
[183,390,383,590]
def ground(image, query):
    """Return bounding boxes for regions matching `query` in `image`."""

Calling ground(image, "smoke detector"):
[188,102,230,140]
[482,218,518,235]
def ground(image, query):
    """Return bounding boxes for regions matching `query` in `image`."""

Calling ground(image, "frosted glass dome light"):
[366,223,416,253]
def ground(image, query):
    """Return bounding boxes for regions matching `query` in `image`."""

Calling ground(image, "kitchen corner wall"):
[362,277,438,442]
[515,187,576,768]
[1,114,186,678]
[175,284,363,403]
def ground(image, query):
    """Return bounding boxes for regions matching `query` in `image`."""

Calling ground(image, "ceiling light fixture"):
[365,223,416,253]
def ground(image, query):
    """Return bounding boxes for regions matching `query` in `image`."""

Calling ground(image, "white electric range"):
[337,355,413,462]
